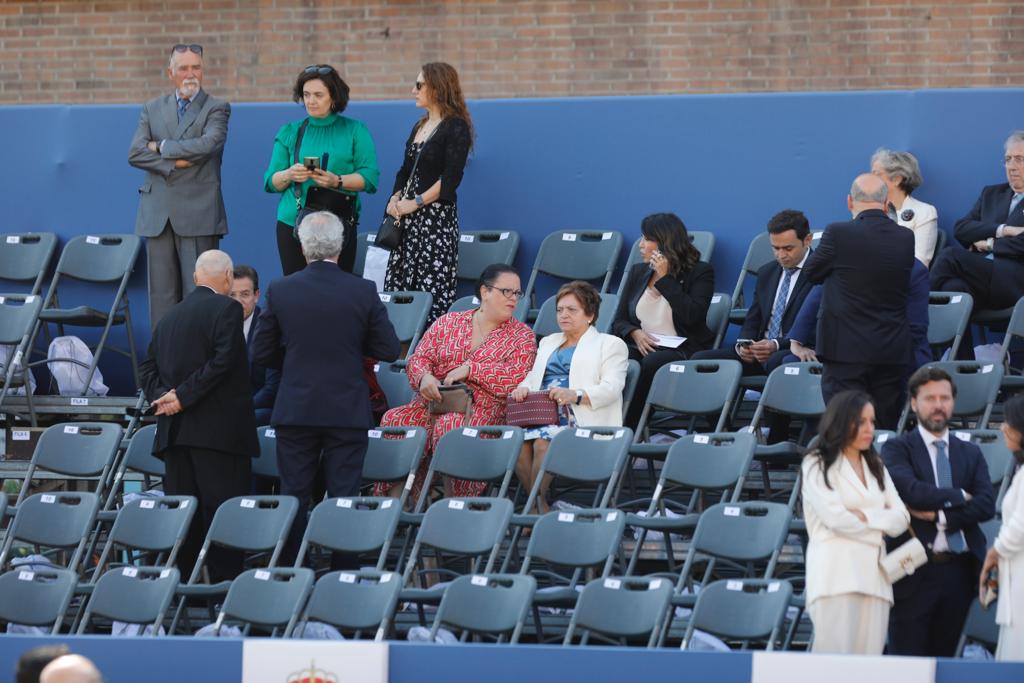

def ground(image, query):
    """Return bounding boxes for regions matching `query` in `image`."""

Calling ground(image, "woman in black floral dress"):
[384,62,473,323]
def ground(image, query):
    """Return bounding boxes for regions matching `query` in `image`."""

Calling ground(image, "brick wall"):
[1,0,1022,104]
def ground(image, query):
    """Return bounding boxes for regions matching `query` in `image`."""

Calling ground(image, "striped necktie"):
[934,440,965,553]
[766,268,795,340]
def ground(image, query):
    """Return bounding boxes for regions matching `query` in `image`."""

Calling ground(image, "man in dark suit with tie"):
[693,209,814,376]
[253,212,401,563]
[881,366,995,656]
[229,264,279,427]
[931,131,1024,313]
[128,43,231,329]
[138,249,258,581]
[803,173,916,429]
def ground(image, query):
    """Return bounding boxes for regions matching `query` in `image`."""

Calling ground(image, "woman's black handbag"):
[374,123,439,251]
[292,119,355,239]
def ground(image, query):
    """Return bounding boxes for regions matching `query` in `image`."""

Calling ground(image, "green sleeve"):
[351,121,379,195]
[263,122,296,194]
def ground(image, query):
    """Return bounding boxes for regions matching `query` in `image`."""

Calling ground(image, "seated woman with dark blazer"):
[611,212,715,427]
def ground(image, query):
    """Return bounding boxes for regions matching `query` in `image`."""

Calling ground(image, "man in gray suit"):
[128,43,230,329]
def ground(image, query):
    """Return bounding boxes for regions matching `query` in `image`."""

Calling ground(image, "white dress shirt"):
[916,425,968,553]
[242,311,253,340]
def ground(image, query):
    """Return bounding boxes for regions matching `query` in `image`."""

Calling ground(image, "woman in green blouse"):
[264,64,379,275]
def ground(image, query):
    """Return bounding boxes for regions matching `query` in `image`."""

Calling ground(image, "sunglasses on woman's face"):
[171,43,203,56]
[304,65,334,75]
[414,81,425,91]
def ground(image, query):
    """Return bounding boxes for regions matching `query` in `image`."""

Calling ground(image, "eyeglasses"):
[1005,155,1024,167]
[304,64,334,75]
[171,44,203,56]
[414,81,425,91]
[484,285,523,300]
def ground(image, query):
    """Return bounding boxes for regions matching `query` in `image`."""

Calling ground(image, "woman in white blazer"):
[801,390,910,654]
[981,394,1024,661]
[871,148,940,267]
[510,281,628,511]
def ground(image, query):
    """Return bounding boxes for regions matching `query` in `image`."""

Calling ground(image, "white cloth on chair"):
[47,335,109,396]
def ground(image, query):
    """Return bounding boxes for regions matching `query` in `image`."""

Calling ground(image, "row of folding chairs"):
[0,232,142,424]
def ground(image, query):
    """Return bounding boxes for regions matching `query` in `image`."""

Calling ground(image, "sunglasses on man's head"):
[304,65,334,75]
[171,43,203,56]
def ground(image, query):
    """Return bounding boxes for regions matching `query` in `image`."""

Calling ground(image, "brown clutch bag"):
[428,383,473,418]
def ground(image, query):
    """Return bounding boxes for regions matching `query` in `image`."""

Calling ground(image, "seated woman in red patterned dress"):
[374,263,536,501]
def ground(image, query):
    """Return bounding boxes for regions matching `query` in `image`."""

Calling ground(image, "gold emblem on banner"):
[286,660,339,683]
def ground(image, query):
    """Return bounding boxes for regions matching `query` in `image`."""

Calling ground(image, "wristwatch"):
[575,389,583,405]
[336,175,344,189]
[414,194,425,207]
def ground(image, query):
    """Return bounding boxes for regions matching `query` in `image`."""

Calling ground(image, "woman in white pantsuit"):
[802,390,911,654]
[981,394,1024,661]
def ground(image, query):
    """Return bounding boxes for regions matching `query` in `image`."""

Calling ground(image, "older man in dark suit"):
[128,43,230,329]
[803,173,916,429]
[931,131,1024,312]
[138,249,257,581]
[881,366,995,657]
[253,211,401,563]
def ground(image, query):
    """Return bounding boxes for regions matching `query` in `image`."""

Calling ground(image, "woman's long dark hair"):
[1004,393,1024,464]
[640,213,700,276]
[417,62,475,149]
[810,390,886,490]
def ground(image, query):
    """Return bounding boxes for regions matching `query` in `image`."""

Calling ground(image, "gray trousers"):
[146,221,219,329]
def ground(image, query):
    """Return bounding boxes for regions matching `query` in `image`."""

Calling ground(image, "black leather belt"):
[929,551,972,564]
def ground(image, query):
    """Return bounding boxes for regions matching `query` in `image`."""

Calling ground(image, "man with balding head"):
[39,655,103,683]
[139,249,258,581]
[804,173,916,428]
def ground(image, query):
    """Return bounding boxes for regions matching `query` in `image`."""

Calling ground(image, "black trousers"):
[821,360,906,430]
[930,248,1018,310]
[274,425,369,565]
[625,344,689,429]
[691,345,791,442]
[888,553,977,657]
[276,217,358,276]
[162,445,251,583]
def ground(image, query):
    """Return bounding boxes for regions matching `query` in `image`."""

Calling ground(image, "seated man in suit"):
[881,366,995,657]
[693,209,814,376]
[803,173,915,429]
[931,130,1024,314]
[229,264,279,427]
[253,211,401,564]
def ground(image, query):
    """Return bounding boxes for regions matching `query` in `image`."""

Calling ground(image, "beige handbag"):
[880,527,928,583]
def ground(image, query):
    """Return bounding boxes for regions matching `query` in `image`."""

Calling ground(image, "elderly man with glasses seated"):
[129,43,231,330]
[931,131,1024,339]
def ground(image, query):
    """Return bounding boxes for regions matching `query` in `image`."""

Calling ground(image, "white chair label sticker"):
[463,428,478,437]
[726,580,744,591]
[122,567,138,577]
[448,500,465,510]
[784,367,800,375]
[649,579,663,590]
[63,425,80,434]
[499,232,510,240]
[693,434,709,444]
[982,364,994,373]
[254,570,271,581]
[711,295,722,303]
[812,231,823,239]
[768,582,781,592]
[954,431,971,442]
[338,573,356,583]
[11,430,29,441]
[562,233,577,241]
[379,293,391,302]
[503,430,514,439]
[575,429,591,438]
[723,506,741,517]
[380,573,393,583]
[669,364,685,373]
[404,473,416,491]
[602,232,613,240]
[368,429,382,439]
[460,234,475,242]
[265,429,276,438]
[179,499,189,508]
[950,295,963,303]
[615,429,625,438]
[41,494,55,503]
[380,500,393,509]
[558,512,575,522]
[367,234,376,241]
[18,571,34,581]
[406,430,417,438]
[605,511,618,522]
[160,569,172,578]
[86,235,100,244]
[6,235,19,243]
[240,498,256,508]
[471,575,488,586]
[603,578,621,589]
[140,500,155,509]
[336,498,353,508]
[70,397,89,406]
[876,433,889,443]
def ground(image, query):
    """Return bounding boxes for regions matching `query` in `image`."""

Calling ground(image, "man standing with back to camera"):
[128,43,230,330]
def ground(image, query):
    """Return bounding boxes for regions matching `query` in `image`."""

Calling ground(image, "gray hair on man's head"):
[297,211,344,261]
[1005,130,1024,152]
[871,148,923,195]
[194,249,233,277]
[850,174,889,204]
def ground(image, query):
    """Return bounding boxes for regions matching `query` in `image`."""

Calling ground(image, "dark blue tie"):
[766,268,795,340]
[177,98,190,122]
[934,440,965,553]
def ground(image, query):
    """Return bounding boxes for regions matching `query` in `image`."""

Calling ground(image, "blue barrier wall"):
[1,89,1022,392]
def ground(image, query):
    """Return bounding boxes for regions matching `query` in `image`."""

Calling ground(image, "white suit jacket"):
[518,326,628,427]
[996,465,1024,629]
[898,194,939,267]
[801,454,910,606]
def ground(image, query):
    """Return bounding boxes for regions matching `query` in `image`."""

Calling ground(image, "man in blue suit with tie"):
[881,366,995,656]
[229,264,279,427]
[253,211,400,563]
[931,131,1024,313]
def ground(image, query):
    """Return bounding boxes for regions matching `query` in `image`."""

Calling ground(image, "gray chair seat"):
[39,305,126,325]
